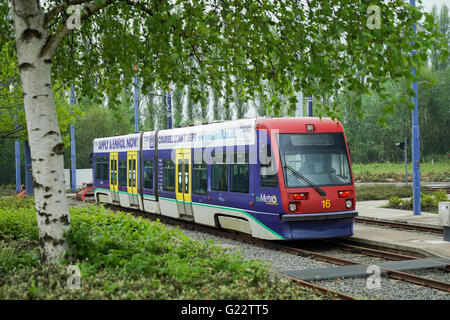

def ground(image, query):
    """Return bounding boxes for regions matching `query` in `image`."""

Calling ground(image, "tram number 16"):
[322,199,331,209]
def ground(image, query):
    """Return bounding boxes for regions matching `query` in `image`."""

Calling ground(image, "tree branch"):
[41,0,114,59]
[41,0,157,59]
[44,0,93,26]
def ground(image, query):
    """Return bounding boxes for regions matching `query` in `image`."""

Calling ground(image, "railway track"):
[100,203,356,299]
[355,217,443,234]
[424,185,450,194]
[273,241,450,293]
[96,202,450,299]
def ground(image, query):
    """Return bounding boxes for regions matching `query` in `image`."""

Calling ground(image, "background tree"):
[142,83,158,131]
[156,92,169,130]
[197,82,209,123]
[171,85,184,128]
[63,102,133,170]
[185,81,195,126]
[211,88,222,121]
[430,4,449,72]
[253,93,268,117]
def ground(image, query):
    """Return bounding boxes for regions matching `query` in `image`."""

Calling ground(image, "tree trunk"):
[11,0,71,263]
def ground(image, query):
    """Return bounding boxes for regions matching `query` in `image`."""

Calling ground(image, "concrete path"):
[349,200,450,258]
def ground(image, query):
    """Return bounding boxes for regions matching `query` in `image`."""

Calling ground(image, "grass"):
[0,197,320,300]
[352,160,450,182]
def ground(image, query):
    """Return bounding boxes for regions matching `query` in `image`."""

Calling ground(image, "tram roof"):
[93,117,345,153]
[255,117,344,133]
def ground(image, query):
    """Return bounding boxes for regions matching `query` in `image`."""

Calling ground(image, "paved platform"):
[349,200,450,258]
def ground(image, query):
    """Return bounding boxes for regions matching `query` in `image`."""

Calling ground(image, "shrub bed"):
[0,197,320,300]
[354,171,449,183]
[355,184,415,201]
[387,190,448,213]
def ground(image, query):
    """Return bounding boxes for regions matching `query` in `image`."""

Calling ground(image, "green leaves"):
[31,0,442,116]
[1,0,447,127]
[0,198,319,300]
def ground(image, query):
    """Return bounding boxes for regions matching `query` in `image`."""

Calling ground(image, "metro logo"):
[258,194,278,205]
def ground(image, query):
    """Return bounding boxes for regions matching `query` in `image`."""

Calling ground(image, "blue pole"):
[70,85,77,191]
[167,89,172,129]
[15,139,21,193]
[410,0,421,215]
[24,140,33,195]
[133,75,139,132]
[308,96,313,117]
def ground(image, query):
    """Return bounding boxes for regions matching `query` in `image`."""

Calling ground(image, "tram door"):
[109,153,119,203]
[127,151,139,207]
[176,148,193,219]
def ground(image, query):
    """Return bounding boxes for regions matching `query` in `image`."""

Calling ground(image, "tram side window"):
[230,152,249,193]
[260,173,278,188]
[95,156,108,181]
[118,160,127,186]
[192,161,207,195]
[162,159,175,191]
[128,159,137,187]
[144,159,154,189]
[260,144,278,188]
[211,153,228,191]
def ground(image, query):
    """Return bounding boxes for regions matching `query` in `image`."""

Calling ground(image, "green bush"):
[386,191,448,213]
[434,189,448,203]
[0,199,38,241]
[0,198,320,300]
[421,193,436,209]
[388,196,402,208]
[0,185,16,197]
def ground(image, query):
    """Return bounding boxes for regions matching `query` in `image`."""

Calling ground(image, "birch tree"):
[5,0,446,263]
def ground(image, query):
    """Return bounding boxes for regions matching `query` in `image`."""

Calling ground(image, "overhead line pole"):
[133,65,139,133]
[24,140,33,195]
[167,88,172,129]
[15,138,21,193]
[308,96,313,117]
[410,0,421,215]
[15,104,21,193]
[70,85,77,191]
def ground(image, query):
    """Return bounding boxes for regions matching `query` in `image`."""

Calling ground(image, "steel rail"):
[329,241,423,261]
[271,271,355,300]
[355,217,443,234]
[333,241,450,272]
[277,243,450,293]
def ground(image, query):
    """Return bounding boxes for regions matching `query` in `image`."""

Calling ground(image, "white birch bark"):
[11,0,70,263]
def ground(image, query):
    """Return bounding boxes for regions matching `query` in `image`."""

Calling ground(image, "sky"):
[421,0,450,12]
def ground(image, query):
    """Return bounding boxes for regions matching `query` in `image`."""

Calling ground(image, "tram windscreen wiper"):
[284,164,327,197]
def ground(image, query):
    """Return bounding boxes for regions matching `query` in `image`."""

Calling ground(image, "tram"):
[92,117,357,240]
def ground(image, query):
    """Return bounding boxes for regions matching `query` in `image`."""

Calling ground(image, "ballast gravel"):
[68,200,449,300]
[175,227,450,300]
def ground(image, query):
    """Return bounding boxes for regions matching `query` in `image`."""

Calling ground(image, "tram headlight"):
[345,200,353,208]
[289,203,297,212]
